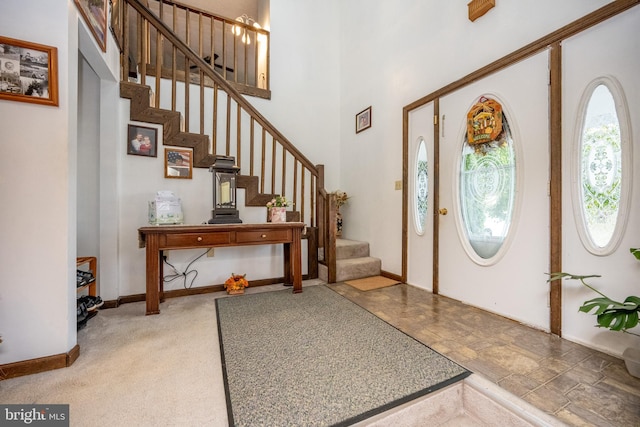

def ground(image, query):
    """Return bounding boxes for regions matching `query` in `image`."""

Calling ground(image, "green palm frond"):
[546,272,601,282]
[580,295,639,331]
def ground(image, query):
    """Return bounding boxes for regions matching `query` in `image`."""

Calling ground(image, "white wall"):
[0,0,77,363]
[77,56,100,259]
[253,0,342,190]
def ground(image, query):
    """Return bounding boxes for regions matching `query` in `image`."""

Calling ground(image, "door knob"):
[439,208,448,215]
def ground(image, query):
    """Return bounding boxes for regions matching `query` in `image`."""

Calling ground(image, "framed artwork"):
[356,106,372,133]
[74,0,108,52]
[127,124,158,157]
[165,148,193,179]
[109,0,123,52]
[0,36,58,106]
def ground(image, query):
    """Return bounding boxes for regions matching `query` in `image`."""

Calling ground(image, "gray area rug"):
[216,285,470,427]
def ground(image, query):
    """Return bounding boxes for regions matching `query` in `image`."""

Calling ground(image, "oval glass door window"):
[460,112,516,260]
[413,138,428,235]
[578,82,625,251]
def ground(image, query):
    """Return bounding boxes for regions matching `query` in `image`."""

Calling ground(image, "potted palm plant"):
[548,248,640,378]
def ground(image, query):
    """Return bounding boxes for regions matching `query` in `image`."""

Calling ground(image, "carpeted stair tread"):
[336,256,381,282]
[336,238,370,260]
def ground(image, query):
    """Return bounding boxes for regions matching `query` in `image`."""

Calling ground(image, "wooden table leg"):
[291,226,302,293]
[159,250,165,303]
[283,243,292,285]
[145,235,161,315]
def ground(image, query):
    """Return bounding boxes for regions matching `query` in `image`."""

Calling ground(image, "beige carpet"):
[344,276,400,291]
[0,282,328,426]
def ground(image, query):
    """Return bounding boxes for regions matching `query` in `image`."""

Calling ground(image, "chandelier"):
[232,14,261,45]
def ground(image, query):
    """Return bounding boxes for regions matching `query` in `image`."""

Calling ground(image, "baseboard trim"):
[102,275,313,308]
[381,270,403,283]
[0,344,80,380]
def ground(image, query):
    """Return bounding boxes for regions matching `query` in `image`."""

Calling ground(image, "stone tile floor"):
[330,282,640,427]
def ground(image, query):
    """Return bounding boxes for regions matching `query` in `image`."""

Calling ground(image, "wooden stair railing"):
[117,0,338,282]
[143,0,271,99]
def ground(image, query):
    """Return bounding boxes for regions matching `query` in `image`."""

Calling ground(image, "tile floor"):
[330,282,640,427]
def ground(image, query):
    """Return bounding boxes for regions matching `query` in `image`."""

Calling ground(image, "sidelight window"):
[413,138,428,235]
[575,79,630,254]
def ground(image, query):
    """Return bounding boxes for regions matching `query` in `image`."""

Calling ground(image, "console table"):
[138,222,305,315]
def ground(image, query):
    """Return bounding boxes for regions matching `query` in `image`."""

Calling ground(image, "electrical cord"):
[162,249,208,289]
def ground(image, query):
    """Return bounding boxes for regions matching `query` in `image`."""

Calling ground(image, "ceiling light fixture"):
[232,14,261,45]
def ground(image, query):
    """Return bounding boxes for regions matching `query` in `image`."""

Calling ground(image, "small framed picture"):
[0,36,58,106]
[165,148,193,179]
[127,124,158,157]
[356,106,372,133]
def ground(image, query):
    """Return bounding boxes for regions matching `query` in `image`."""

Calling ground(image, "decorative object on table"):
[547,247,640,378]
[74,0,107,52]
[331,190,349,236]
[165,148,193,179]
[148,191,184,225]
[0,36,59,106]
[267,195,290,223]
[224,273,249,295]
[355,106,372,134]
[127,124,157,157]
[208,155,242,224]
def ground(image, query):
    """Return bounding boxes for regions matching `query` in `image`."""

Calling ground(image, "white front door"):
[437,52,551,330]
[561,8,640,355]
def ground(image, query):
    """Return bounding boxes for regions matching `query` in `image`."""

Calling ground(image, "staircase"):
[118,0,346,282]
[319,239,382,282]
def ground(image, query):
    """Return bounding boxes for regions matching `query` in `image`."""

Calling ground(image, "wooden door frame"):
[401,0,639,337]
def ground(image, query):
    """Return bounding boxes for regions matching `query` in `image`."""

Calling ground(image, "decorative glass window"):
[460,106,516,260]
[575,79,630,254]
[413,138,428,235]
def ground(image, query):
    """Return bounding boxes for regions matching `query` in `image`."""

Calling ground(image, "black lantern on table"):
[208,155,242,224]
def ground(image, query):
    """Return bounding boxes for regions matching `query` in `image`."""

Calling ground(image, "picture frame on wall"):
[0,36,59,107]
[165,148,193,179]
[74,0,108,52]
[356,106,372,133]
[127,124,158,157]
